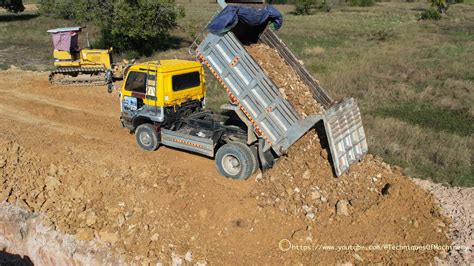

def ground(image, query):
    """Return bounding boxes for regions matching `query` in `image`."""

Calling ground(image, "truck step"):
[161,128,215,157]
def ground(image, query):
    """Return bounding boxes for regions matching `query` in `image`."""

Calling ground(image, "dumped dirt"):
[0,70,458,264]
[254,131,451,263]
[247,43,324,116]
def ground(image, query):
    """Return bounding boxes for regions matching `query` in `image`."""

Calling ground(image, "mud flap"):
[324,98,368,176]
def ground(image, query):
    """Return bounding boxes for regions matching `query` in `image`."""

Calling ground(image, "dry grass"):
[1,0,473,186]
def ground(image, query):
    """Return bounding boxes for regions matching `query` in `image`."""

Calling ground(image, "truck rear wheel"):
[135,123,159,151]
[215,142,257,180]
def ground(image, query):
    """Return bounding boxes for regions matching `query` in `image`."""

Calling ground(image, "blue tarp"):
[208,5,283,35]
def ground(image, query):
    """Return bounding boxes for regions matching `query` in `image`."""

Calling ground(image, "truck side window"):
[172,72,200,92]
[125,71,147,94]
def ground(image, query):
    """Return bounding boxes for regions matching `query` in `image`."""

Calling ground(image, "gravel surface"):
[413,179,474,265]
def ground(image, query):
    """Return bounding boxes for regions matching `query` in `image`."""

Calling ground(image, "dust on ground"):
[0,70,461,264]
[246,43,324,117]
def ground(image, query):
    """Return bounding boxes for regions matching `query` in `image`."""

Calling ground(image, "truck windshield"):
[125,71,147,94]
[172,72,200,91]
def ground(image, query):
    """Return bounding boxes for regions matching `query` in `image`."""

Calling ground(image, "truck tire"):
[135,123,159,151]
[215,142,257,180]
[233,142,259,176]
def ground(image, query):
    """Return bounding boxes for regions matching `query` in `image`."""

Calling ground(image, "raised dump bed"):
[191,3,368,176]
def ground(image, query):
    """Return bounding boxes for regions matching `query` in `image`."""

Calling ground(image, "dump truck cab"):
[120,60,206,130]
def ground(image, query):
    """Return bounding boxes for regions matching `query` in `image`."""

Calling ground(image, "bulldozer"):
[119,1,368,180]
[47,27,131,89]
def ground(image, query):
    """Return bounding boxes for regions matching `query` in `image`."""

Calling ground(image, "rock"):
[49,163,58,176]
[171,252,183,266]
[117,214,125,226]
[75,228,94,241]
[255,172,263,181]
[302,170,311,180]
[305,212,315,220]
[311,190,321,200]
[184,250,193,262]
[302,205,312,213]
[150,233,160,242]
[85,212,98,226]
[99,231,119,244]
[336,200,349,216]
[45,176,61,191]
[353,253,363,261]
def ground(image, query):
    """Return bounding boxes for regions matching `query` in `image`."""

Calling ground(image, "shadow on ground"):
[0,13,39,22]
[0,250,34,266]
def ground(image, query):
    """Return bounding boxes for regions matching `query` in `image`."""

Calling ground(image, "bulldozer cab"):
[47,27,82,64]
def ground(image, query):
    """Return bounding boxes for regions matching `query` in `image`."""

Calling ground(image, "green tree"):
[0,0,25,13]
[40,0,184,55]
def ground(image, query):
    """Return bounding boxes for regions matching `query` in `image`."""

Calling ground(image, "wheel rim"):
[139,131,152,147]
[222,154,241,176]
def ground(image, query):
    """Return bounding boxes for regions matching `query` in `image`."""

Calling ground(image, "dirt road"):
[0,70,452,264]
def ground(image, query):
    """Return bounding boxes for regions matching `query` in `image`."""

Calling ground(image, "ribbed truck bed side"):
[196,32,323,155]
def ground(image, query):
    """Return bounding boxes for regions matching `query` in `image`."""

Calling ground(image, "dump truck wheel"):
[135,124,159,151]
[215,142,256,180]
[233,142,259,175]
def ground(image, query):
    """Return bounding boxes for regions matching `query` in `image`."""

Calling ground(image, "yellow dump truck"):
[119,2,368,180]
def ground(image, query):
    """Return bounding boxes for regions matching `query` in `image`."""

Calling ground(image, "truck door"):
[122,70,147,114]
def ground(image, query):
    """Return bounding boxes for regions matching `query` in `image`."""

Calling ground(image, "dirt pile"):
[246,43,324,116]
[0,138,201,264]
[254,131,452,263]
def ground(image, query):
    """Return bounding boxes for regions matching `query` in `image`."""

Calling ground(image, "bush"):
[293,0,331,15]
[39,0,184,55]
[38,0,76,19]
[351,0,375,7]
[294,0,316,15]
[421,7,442,20]
[0,0,24,13]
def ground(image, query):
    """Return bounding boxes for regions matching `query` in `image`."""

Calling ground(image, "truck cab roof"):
[130,60,202,73]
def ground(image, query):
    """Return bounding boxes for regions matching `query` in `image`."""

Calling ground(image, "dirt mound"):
[247,43,324,116]
[254,131,451,263]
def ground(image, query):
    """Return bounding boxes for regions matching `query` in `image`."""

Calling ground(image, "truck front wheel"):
[135,123,160,151]
[215,142,257,180]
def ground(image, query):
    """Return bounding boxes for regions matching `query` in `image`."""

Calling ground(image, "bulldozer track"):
[49,67,108,86]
